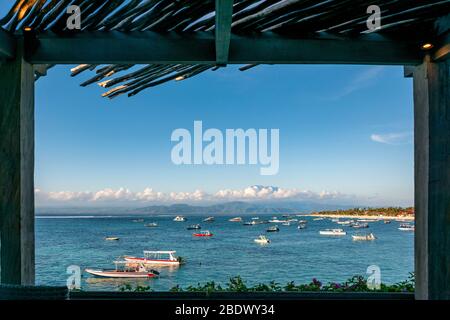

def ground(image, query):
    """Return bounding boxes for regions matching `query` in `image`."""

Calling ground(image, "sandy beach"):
[299,214,415,221]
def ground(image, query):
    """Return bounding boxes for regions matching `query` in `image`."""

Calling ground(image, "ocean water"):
[36,215,414,291]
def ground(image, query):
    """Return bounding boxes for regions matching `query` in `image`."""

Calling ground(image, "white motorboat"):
[203,216,215,222]
[319,229,346,236]
[229,217,242,222]
[254,235,270,244]
[173,215,186,222]
[124,250,181,266]
[282,221,291,226]
[352,233,376,241]
[85,261,159,278]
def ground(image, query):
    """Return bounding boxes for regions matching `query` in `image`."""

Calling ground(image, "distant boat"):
[229,217,242,222]
[144,222,158,227]
[187,224,201,230]
[124,250,181,266]
[173,216,186,222]
[352,233,376,241]
[398,224,414,231]
[384,220,392,224]
[337,220,355,226]
[85,261,159,278]
[254,235,270,244]
[352,223,369,229]
[132,219,144,223]
[282,221,291,226]
[319,229,346,236]
[298,223,306,229]
[269,219,288,223]
[266,225,280,232]
[251,217,260,220]
[105,237,119,241]
[313,217,324,221]
[298,220,307,224]
[203,216,215,222]
[193,230,213,237]
[243,221,253,226]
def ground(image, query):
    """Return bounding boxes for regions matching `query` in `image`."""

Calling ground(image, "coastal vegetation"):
[311,207,414,217]
[119,274,415,293]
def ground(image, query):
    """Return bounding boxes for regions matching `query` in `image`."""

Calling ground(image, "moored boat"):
[85,261,159,278]
[173,215,186,222]
[229,217,242,222]
[124,250,181,266]
[203,216,215,222]
[254,235,270,244]
[352,233,376,241]
[187,224,201,230]
[384,220,392,224]
[145,222,158,227]
[319,229,346,236]
[282,221,291,226]
[352,222,369,229]
[193,230,213,237]
[267,225,280,232]
[105,237,119,241]
[298,223,306,229]
[398,224,415,231]
[132,219,144,223]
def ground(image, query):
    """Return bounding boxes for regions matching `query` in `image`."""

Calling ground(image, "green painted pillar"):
[0,43,35,285]
[413,57,450,300]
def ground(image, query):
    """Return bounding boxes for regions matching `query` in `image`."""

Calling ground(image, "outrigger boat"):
[124,251,181,266]
[352,233,376,241]
[85,261,160,278]
[254,235,270,244]
[173,215,186,222]
[193,230,213,237]
[319,229,346,236]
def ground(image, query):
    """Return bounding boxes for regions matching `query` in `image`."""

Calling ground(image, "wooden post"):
[413,56,450,300]
[0,43,35,285]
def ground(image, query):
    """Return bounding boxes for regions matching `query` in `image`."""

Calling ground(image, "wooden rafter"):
[26,31,424,65]
[215,0,234,65]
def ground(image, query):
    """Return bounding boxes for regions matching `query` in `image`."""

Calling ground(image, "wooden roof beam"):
[25,31,424,65]
[0,28,16,60]
[215,0,234,65]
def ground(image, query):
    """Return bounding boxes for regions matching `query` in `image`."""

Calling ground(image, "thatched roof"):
[1,0,449,98]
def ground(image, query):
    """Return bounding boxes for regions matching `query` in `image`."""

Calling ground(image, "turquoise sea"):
[36,215,414,291]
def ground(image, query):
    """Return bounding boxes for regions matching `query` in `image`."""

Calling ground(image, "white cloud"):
[370,132,412,145]
[35,185,351,205]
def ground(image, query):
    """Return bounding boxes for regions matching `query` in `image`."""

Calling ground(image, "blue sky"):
[33,64,414,207]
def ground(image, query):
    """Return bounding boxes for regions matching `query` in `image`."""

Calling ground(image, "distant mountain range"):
[36,201,355,216]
